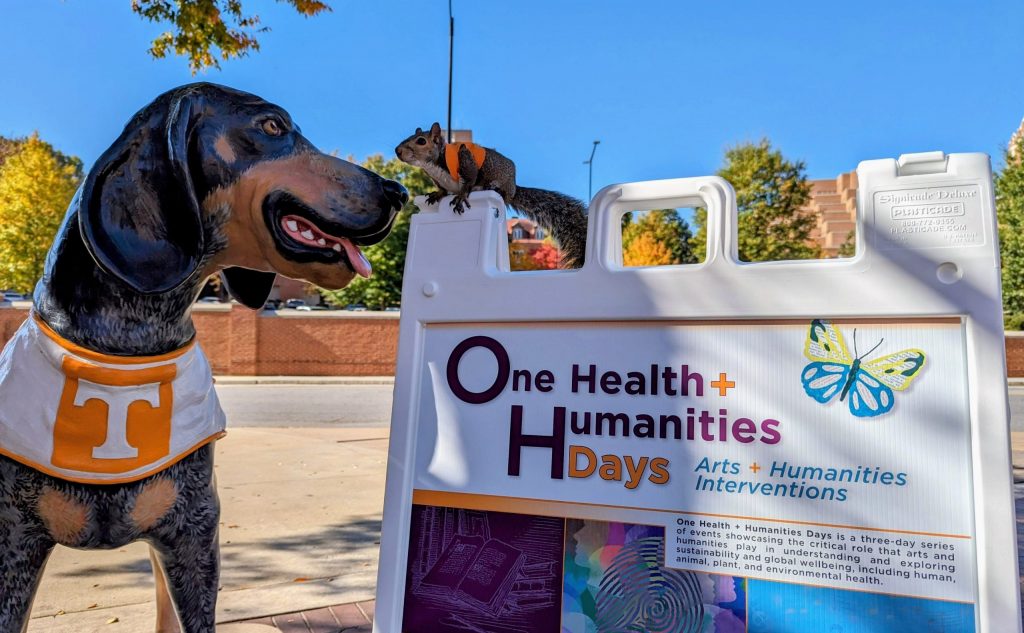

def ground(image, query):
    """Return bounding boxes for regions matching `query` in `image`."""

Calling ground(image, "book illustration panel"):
[562,519,746,633]
[403,504,564,633]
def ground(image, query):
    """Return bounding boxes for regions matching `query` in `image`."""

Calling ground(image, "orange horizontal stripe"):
[427,316,962,329]
[63,356,177,386]
[412,489,971,540]
[34,315,194,365]
[0,432,225,485]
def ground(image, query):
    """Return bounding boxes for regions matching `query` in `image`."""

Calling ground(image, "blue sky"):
[0,1,1022,201]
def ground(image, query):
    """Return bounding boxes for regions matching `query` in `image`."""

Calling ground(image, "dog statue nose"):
[382,179,408,211]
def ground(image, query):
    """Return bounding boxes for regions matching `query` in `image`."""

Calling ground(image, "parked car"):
[197,296,222,303]
[3,292,25,302]
[284,299,307,309]
[345,304,368,311]
[263,299,282,310]
[384,306,400,312]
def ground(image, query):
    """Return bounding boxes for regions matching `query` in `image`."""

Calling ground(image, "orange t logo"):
[52,357,177,474]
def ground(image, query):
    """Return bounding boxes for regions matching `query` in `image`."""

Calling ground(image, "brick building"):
[507,217,548,256]
[804,171,858,258]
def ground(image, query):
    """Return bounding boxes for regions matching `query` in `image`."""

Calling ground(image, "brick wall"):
[1006,332,1024,378]
[0,304,400,376]
[5,304,1024,377]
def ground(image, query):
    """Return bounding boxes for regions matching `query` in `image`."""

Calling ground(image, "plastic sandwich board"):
[375,151,1020,633]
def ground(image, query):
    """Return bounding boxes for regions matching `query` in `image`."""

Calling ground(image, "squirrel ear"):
[415,127,423,135]
[429,122,442,136]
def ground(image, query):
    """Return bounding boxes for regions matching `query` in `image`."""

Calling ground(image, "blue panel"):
[747,580,975,633]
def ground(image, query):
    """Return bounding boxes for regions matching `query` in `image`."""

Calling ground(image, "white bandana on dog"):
[0,316,225,484]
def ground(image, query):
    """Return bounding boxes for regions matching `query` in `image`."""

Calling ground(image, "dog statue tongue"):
[341,239,372,278]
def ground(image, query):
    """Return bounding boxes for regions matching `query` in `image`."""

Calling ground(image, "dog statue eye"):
[260,119,284,136]
[415,137,427,146]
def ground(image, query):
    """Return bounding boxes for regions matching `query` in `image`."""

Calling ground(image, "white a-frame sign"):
[376,151,1020,633]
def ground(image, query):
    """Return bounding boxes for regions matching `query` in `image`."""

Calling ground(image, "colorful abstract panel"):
[562,519,746,632]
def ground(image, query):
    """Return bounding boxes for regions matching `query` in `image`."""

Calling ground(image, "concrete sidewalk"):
[26,428,1024,631]
[28,428,389,632]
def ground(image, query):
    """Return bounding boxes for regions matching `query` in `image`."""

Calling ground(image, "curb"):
[214,376,395,386]
[230,599,375,632]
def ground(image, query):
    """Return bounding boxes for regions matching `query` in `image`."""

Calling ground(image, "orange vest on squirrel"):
[444,143,487,182]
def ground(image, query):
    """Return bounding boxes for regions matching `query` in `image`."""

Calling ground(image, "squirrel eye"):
[260,119,284,136]
[415,137,427,146]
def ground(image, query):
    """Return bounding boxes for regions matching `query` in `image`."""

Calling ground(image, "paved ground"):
[238,600,375,632]
[215,381,1024,430]
[22,384,1024,631]
[215,384,394,428]
[28,428,388,632]
[1011,385,1024,431]
[224,381,1024,430]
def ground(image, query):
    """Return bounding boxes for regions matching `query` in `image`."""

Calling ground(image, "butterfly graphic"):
[800,319,926,417]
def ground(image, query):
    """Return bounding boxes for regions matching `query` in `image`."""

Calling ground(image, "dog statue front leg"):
[145,447,221,633]
[150,548,183,633]
[0,528,53,633]
[149,515,220,633]
[0,455,57,633]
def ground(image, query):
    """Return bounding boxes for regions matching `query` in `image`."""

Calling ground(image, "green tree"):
[319,154,433,310]
[691,139,817,262]
[835,232,856,259]
[131,0,332,73]
[622,209,696,266]
[997,134,1024,314]
[0,134,83,293]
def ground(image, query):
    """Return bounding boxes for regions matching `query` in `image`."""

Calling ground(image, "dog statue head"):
[75,82,407,308]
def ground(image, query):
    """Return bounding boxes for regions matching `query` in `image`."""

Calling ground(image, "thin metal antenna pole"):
[447,0,454,143]
[583,140,601,200]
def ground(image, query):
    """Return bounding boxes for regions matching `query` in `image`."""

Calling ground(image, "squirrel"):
[395,122,587,268]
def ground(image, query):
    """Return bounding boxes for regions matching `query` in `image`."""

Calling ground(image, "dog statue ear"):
[221,267,277,310]
[79,89,205,294]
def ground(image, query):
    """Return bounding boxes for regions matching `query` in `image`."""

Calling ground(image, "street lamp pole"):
[583,140,601,201]
[447,0,454,143]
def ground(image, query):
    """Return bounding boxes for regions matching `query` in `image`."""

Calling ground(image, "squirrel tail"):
[509,187,588,268]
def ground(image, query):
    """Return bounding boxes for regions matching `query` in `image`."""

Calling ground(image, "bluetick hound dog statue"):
[0,83,406,632]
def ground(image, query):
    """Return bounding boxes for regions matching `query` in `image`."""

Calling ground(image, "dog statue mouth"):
[278,214,372,277]
[262,192,395,278]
